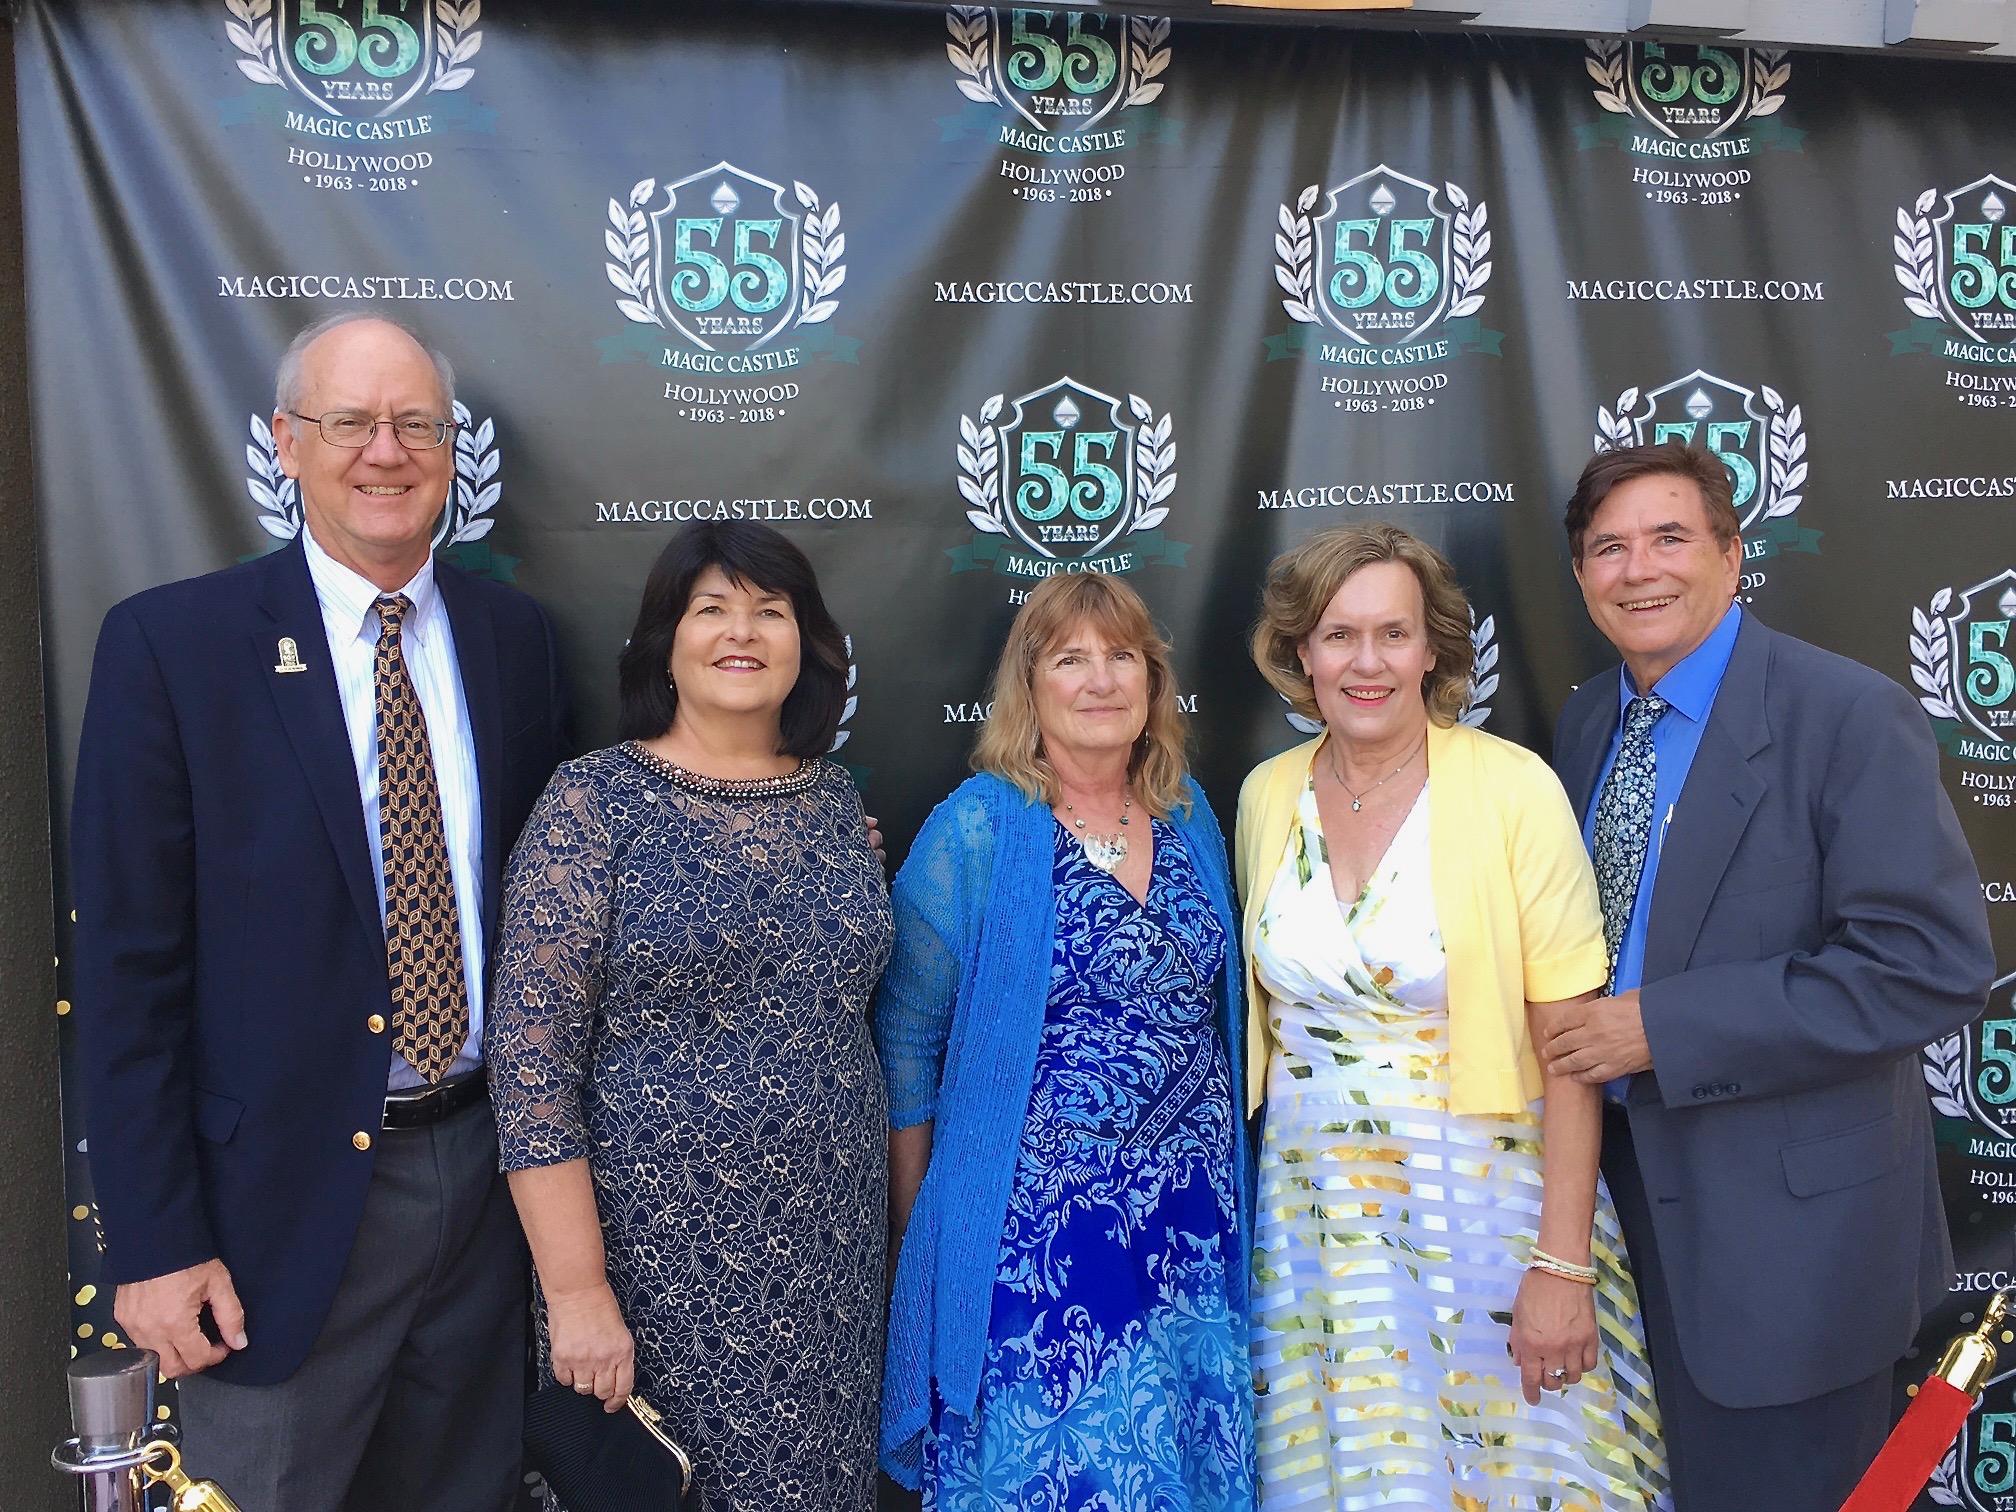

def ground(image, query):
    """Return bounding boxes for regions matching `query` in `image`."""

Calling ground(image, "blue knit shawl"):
[872,771,1251,1487]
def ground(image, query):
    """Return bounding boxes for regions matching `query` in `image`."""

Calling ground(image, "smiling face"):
[668,565,802,730]
[1032,621,1150,773]
[1573,471,1742,691]
[273,319,454,588]
[1297,560,1436,753]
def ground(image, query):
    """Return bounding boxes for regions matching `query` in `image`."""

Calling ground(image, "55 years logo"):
[1266,167,1501,411]
[1595,368,1819,591]
[949,376,1187,596]
[1578,41,1801,206]
[598,164,857,426]
[1892,176,2016,407]
[221,0,490,194]
[940,8,1177,206]
[1911,568,2016,775]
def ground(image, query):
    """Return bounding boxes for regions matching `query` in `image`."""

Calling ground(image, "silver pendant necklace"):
[1328,735,1425,813]
[1063,791,1133,873]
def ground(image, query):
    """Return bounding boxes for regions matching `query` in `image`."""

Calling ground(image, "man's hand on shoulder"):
[864,812,885,866]
[113,1258,248,1378]
[1539,990,1653,1084]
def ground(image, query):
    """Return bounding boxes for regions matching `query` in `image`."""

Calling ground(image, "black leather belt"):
[383,1067,487,1130]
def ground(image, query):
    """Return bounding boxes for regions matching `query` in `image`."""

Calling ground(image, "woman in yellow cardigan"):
[1238,524,1668,1510]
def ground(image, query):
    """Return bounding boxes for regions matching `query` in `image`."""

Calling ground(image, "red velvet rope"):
[1839,1377,1975,1512]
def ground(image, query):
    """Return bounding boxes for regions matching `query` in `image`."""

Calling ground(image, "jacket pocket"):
[1720,854,1817,898]
[1781,1112,1905,1198]
[193,1088,245,1145]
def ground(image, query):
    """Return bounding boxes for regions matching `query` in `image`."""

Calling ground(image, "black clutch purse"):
[523,1385,696,1512]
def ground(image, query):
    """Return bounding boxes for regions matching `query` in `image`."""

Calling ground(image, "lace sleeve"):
[486,765,615,1170]
[873,792,990,1129]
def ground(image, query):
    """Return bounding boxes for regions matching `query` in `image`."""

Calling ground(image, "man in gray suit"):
[1540,440,1993,1510]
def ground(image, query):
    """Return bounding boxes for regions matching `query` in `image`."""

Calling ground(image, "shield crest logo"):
[1623,42,1755,139]
[274,0,435,118]
[1633,370,1771,529]
[649,164,802,354]
[1932,175,2016,346]
[992,10,1132,132]
[998,378,1136,562]
[1312,167,1452,346]
[1947,568,2016,747]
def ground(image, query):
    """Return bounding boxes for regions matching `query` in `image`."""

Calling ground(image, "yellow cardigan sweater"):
[1234,720,1609,1117]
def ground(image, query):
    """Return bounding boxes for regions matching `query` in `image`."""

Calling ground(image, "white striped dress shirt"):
[302,527,485,1090]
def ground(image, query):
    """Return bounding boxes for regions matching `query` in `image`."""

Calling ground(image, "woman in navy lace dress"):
[876,574,1254,1511]
[487,522,891,1511]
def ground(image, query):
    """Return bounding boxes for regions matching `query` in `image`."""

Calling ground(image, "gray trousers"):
[177,1099,526,1512]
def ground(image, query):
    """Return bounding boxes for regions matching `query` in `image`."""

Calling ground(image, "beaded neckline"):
[621,740,819,799]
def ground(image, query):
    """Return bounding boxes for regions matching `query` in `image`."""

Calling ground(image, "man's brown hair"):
[1564,442,1740,560]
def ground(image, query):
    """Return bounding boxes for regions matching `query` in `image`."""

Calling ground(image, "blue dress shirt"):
[1582,601,1743,1097]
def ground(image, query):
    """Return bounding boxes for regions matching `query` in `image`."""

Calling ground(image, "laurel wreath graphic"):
[432,0,483,93]
[946,9,1169,110]
[1459,611,1499,728]
[957,393,1173,542]
[1595,385,1804,523]
[794,184,845,326]
[606,177,843,331]
[1929,1445,1963,1506]
[1585,40,1786,124]
[246,414,301,537]
[225,0,482,93]
[1894,188,1944,323]
[1746,49,1790,119]
[1923,1032,1971,1120]
[246,402,498,546]
[1276,181,1490,327]
[1912,587,1962,721]
[829,636,859,753]
[1585,39,1629,115]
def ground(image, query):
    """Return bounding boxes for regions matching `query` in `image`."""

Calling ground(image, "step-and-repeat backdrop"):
[17,2,2014,1499]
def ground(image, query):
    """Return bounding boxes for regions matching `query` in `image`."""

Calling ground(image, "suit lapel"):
[1560,681,1619,822]
[254,540,383,945]
[436,563,504,950]
[1644,614,1774,979]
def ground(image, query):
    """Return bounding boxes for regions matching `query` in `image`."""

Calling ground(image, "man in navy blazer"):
[72,314,569,1510]
[1539,441,1993,1510]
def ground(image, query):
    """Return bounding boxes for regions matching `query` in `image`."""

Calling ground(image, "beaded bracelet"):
[1528,1245,1599,1285]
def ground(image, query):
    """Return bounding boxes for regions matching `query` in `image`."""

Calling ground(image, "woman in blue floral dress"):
[876,574,1254,1511]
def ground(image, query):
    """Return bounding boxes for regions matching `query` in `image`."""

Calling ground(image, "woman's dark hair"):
[617,521,849,758]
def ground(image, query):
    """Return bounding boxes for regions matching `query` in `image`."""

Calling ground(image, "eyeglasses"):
[288,410,457,450]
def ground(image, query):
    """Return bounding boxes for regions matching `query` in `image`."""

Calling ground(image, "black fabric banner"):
[17,3,2014,1500]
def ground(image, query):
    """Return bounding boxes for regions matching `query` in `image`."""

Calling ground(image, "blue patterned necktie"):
[1592,692,1670,990]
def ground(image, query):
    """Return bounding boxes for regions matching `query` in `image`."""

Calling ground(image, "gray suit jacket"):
[1555,611,1992,1409]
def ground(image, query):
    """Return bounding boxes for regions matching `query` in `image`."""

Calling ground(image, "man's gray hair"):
[273,311,457,415]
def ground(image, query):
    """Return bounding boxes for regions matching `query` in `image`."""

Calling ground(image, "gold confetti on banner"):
[76,1324,93,1340]
[71,1205,88,1220]
[56,999,70,1015]
[74,1284,95,1305]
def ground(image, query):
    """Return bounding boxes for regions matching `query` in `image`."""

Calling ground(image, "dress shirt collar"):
[301,524,441,648]
[1620,599,1743,724]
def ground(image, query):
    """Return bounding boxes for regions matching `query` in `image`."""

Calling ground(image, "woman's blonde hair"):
[1251,524,1476,727]
[972,573,1192,818]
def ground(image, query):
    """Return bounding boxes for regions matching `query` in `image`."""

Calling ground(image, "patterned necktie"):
[374,594,470,1084]
[1591,692,1670,989]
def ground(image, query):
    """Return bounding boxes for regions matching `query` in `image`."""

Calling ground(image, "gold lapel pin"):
[274,637,308,674]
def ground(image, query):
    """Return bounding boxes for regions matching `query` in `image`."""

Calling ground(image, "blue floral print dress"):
[924,818,1256,1512]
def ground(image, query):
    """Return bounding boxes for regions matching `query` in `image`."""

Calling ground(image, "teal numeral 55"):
[1016,431,1123,522]
[1968,622,2015,708]
[294,0,420,79]
[670,218,787,315]
[1638,43,1741,106]
[1978,1019,2016,1106]
[1951,224,2016,312]
[1976,1413,2016,1494]
[1329,219,1439,311]
[1006,11,1115,95]
[1652,419,1757,512]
